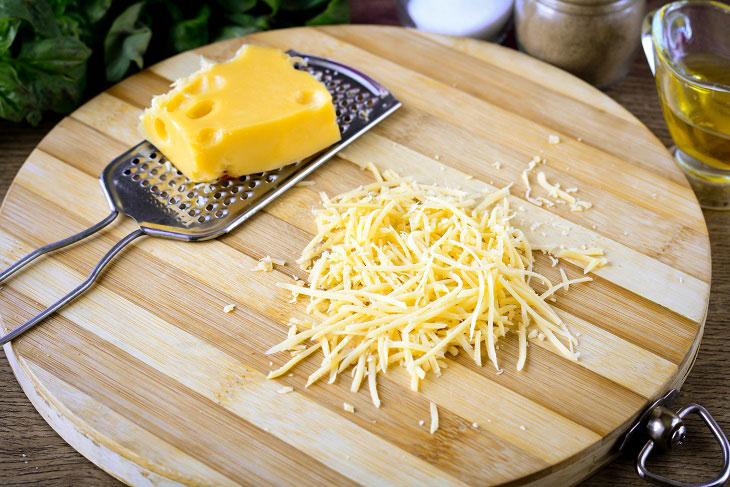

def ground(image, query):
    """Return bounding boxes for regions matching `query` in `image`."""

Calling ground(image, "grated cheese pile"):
[267,167,606,406]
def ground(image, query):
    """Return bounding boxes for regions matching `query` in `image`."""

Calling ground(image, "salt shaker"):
[515,0,645,88]
[398,0,515,43]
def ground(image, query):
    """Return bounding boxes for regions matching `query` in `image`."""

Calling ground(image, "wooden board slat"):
[0,26,709,486]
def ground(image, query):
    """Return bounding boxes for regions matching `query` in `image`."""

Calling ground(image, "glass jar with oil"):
[642,1,730,209]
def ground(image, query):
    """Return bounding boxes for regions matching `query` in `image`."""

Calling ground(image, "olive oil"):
[657,53,730,171]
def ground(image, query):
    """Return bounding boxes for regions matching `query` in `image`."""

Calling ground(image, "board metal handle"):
[636,404,730,487]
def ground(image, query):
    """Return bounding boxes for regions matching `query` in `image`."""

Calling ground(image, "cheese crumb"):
[430,402,439,434]
[464,175,474,180]
[679,276,684,283]
[295,180,316,187]
[548,135,561,145]
[492,161,502,170]
[344,402,355,413]
[277,386,293,394]
[252,255,286,272]
[520,424,527,430]
[472,422,479,428]
[223,304,236,313]
[434,154,441,161]
[419,420,425,426]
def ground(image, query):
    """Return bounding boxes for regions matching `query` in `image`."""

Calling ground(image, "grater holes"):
[221,180,231,188]
[205,203,216,211]
[150,168,158,176]
[215,209,227,218]
[141,180,149,187]
[131,157,140,165]
[187,191,195,199]
[159,174,167,181]
[188,208,200,217]
[160,191,168,198]
[197,215,208,223]
[241,191,253,200]
[365,98,374,107]
[132,174,140,181]
[248,180,259,189]
[265,174,277,183]
[214,191,222,199]
[343,114,353,123]
[223,196,234,206]
[178,202,188,210]
[170,196,180,204]
[123,169,132,176]
[229,185,240,194]
[149,152,157,159]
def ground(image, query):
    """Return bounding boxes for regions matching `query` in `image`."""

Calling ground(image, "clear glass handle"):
[642,9,656,76]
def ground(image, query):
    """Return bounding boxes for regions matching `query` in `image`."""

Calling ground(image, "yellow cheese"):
[266,165,608,408]
[141,45,341,182]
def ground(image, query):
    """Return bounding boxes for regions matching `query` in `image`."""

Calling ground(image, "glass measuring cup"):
[642,0,730,209]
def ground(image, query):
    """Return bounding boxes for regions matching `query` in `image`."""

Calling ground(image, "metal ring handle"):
[637,404,730,487]
[0,229,145,346]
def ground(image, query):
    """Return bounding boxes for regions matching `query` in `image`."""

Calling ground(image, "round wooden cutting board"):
[0,26,711,486]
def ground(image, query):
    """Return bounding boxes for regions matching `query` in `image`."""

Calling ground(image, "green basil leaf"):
[306,0,349,25]
[48,0,72,16]
[171,4,210,52]
[9,36,89,117]
[0,0,60,37]
[0,61,38,124]
[215,0,256,14]
[216,24,260,41]
[227,12,269,29]
[17,62,86,115]
[18,36,91,74]
[280,0,328,12]
[261,0,281,14]
[104,1,152,81]
[56,12,86,39]
[84,0,112,24]
[0,18,21,52]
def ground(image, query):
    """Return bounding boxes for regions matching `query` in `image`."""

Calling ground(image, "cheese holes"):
[295,90,314,105]
[166,94,184,112]
[182,77,204,96]
[197,128,221,148]
[187,100,214,119]
[154,118,168,142]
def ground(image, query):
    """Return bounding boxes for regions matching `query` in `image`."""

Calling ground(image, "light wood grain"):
[0,26,710,486]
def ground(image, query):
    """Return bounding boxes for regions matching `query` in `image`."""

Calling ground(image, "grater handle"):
[0,229,145,346]
[0,211,119,283]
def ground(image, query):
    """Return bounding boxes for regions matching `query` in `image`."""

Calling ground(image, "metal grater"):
[0,51,401,345]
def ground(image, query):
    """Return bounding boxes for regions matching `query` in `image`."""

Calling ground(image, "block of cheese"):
[140,45,341,182]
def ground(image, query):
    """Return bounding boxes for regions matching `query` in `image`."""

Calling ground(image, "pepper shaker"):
[515,0,645,88]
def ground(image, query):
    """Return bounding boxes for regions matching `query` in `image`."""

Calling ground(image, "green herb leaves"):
[104,2,150,81]
[0,0,350,125]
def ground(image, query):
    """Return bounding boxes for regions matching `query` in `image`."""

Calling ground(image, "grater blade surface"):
[99,51,401,241]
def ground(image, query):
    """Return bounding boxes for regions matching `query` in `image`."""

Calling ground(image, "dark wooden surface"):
[1,2,727,486]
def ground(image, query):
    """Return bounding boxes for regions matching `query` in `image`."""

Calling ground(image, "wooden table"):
[1,3,728,487]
